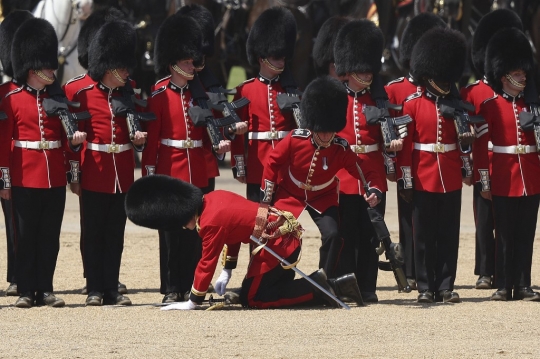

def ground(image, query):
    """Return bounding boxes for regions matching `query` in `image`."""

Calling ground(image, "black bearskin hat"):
[300,76,348,132]
[88,19,136,81]
[154,14,203,78]
[77,7,124,70]
[178,4,215,57]
[246,6,297,66]
[0,10,34,78]
[485,28,533,94]
[472,9,522,76]
[334,19,384,76]
[399,13,446,70]
[11,18,58,84]
[125,175,203,232]
[410,27,466,85]
[312,16,350,76]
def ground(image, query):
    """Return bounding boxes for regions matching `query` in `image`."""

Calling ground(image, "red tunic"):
[336,85,388,195]
[261,129,383,218]
[190,190,300,302]
[385,76,422,111]
[230,76,296,183]
[460,79,495,185]
[142,81,209,188]
[67,81,137,193]
[397,91,468,193]
[476,92,540,197]
[0,84,73,188]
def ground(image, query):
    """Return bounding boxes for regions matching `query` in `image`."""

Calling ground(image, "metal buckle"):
[300,183,313,191]
[269,131,278,140]
[184,139,193,149]
[354,145,366,154]
[39,140,49,150]
[434,143,445,153]
[107,144,119,153]
[515,145,526,154]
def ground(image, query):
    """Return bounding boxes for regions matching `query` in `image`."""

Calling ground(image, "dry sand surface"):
[0,169,539,359]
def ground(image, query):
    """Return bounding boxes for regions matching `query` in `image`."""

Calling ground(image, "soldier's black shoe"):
[309,269,340,308]
[475,275,492,289]
[81,285,88,295]
[36,292,65,307]
[513,287,540,301]
[407,278,417,291]
[6,282,18,296]
[437,290,461,303]
[118,282,128,295]
[103,291,131,306]
[361,292,378,303]
[15,292,34,308]
[85,291,103,306]
[417,290,434,303]
[328,273,365,306]
[162,292,180,303]
[490,288,510,301]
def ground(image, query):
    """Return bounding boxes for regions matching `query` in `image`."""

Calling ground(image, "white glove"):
[396,124,408,139]
[215,269,232,296]
[160,300,197,311]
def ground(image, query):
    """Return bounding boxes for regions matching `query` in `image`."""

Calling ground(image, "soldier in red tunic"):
[143,13,230,303]
[460,9,523,291]
[0,18,86,308]
[476,28,540,301]
[396,28,469,303]
[0,9,34,297]
[384,13,445,291]
[68,19,146,306]
[260,76,383,283]
[230,7,298,202]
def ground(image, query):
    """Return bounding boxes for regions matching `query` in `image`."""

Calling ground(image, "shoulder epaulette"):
[333,136,349,149]
[386,77,404,86]
[4,86,22,98]
[404,91,422,102]
[154,75,171,86]
[482,94,498,105]
[65,74,87,85]
[292,129,311,138]
[239,78,255,86]
[76,84,94,95]
[464,80,480,89]
[151,86,167,98]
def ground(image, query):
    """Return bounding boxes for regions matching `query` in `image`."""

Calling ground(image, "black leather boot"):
[328,273,365,306]
[309,269,340,308]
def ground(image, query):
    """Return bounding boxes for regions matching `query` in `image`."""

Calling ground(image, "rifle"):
[276,66,303,128]
[43,80,91,140]
[438,85,484,154]
[357,165,411,293]
[197,67,250,136]
[110,81,156,146]
[188,73,243,151]
[518,79,540,148]
[364,74,412,158]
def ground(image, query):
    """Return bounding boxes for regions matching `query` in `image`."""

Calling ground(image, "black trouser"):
[492,194,539,290]
[246,183,260,203]
[337,193,385,292]
[240,248,316,308]
[12,186,65,294]
[159,183,210,295]
[413,189,461,293]
[397,186,415,279]
[305,205,342,278]
[81,189,126,294]
[473,183,495,276]
[1,198,16,283]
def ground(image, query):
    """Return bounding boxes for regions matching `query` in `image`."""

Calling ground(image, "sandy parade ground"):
[0,167,539,359]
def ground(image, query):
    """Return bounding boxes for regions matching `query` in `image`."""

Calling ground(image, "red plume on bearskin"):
[0,10,34,78]
[125,175,203,232]
[300,76,348,133]
[11,17,58,84]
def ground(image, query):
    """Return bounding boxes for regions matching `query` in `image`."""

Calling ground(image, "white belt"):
[14,140,61,150]
[248,131,290,140]
[414,142,457,153]
[492,145,537,154]
[86,142,132,153]
[160,139,203,149]
[289,169,335,191]
[350,143,379,154]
